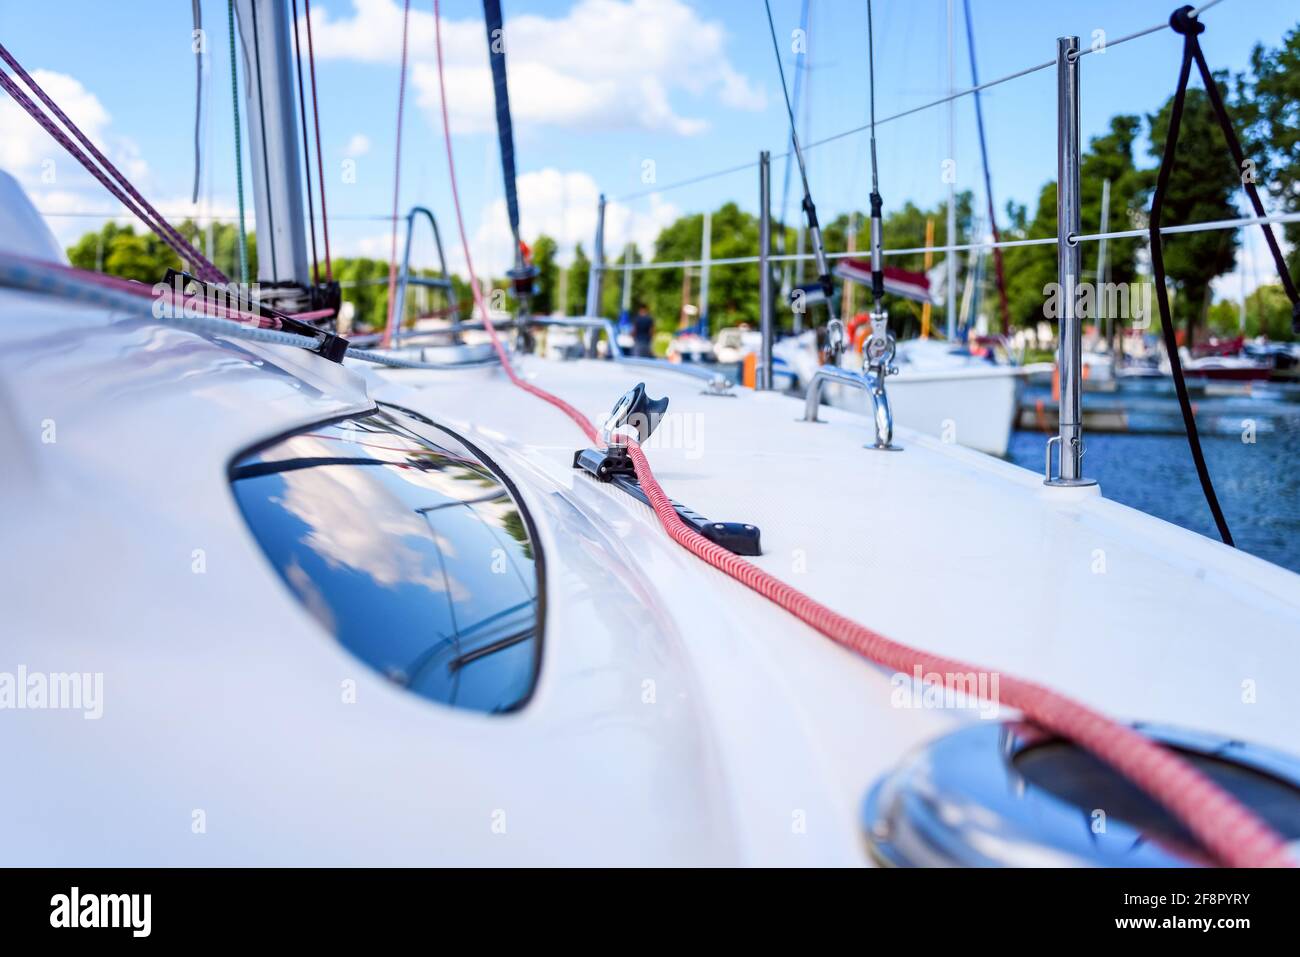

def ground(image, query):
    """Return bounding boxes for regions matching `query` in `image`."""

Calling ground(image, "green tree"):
[531,235,558,315]
[644,203,763,336]
[67,219,257,283]
[1080,115,1144,290]
[1208,283,1295,340]
[1240,23,1300,285]
[1147,81,1241,345]
[566,243,590,316]
[1000,183,1059,331]
[600,242,649,320]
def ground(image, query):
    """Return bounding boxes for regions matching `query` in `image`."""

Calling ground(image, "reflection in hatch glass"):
[230,408,541,713]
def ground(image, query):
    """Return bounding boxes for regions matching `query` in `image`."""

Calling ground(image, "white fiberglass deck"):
[368,355,1300,757]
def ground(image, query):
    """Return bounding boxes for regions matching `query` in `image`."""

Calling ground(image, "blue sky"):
[1,0,1296,293]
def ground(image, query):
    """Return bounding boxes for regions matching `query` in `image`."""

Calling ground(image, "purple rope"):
[0,43,227,282]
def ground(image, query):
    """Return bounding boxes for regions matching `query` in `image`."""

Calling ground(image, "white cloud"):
[306,0,764,136]
[1,68,160,246]
[344,133,372,157]
[1,69,112,175]
[467,167,678,275]
[1211,228,1295,302]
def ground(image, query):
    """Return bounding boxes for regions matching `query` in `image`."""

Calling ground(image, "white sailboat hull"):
[829,365,1024,457]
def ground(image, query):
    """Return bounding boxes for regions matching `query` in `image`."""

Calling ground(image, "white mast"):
[945,0,957,340]
[698,209,712,335]
[233,0,311,297]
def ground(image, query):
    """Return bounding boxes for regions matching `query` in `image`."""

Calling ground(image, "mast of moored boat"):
[945,0,957,341]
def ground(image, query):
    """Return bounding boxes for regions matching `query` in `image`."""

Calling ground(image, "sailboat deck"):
[368,356,1300,757]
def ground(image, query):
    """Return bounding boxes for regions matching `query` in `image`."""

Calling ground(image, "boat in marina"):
[2,0,1299,872]
[776,332,1032,456]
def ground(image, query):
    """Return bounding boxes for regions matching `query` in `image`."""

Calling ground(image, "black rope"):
[1152,8,1300,545]
[1179,13,1299,322]
[867,0,883,305]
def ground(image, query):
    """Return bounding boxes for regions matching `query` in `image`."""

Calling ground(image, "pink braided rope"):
[623,441,1291,869]
[428,0,1289,869]
[0,44,226,283]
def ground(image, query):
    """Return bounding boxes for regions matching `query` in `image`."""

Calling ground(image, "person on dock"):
[633,304,655,357]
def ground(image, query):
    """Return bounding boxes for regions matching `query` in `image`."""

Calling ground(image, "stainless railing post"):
[1047,36,1096,487]
[758,150,773,391]
[393,208,416,340]
[584,193,606,356]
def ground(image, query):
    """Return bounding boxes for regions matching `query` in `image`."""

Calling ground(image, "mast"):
[945,0,957,340]
[1097,177,1112,368]
[620,241,633,325]
[698,209,712,336]
[962,0,1010,334]
[232,0,311,301]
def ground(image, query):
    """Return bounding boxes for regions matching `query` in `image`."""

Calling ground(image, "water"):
[1007,415,1300,575]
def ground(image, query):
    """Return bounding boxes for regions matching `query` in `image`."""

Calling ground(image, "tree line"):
[67,23,1298,344]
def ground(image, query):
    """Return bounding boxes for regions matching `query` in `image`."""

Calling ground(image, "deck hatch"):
[863,722,1300,867]
[230,406,543,714]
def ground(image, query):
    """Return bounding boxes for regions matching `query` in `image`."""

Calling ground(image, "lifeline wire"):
[615,0,1234,204]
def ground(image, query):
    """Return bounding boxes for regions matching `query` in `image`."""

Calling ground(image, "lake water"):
[1007,415,1300,575]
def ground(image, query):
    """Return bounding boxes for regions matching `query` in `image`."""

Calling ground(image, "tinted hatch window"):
[231,408,542,713]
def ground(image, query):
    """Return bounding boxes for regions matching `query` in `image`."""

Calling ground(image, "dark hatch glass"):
[230,407,541,713]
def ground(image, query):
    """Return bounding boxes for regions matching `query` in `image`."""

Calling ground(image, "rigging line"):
[1071,0,1229,61]
[867,0,878,196]
[227,0,249,284]
[421,0,1287,871]
[291,0,320,285]
[248,5,279,278]
[616,1,1239,205]
[776,0,811,247]
[192,0,203,205]
[303,0,332,280]
[1184,22,1297,315]
[611,57,1054,203]
[0,52,223,282]
[762,0,830,297]
[963,0,1010,334]
[1151,7,1232,547]
[381,0,412,348]
[866,0,885,309]
[599,212,1300,272]
[762,0,812,202]
[484,0,522,261]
